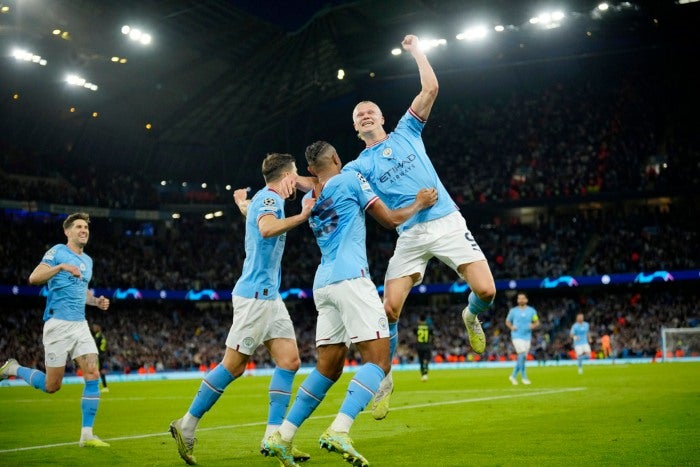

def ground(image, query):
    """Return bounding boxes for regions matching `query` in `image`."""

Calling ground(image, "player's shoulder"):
[252,188,283,209]
[43,243,66,259]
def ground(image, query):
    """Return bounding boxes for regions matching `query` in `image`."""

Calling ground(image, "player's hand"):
[281,174,297,200]
[96,296,110,310]
[233,188,249,205]
[300,196,316,219]
[63,263,82,279]
[402,35,421,55]
[415,187,438,208]
[233,188,250,216]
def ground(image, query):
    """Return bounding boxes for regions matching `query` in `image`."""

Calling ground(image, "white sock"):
[278,421,298,442]
[329,413,353,433]
[181,412,199,437]
[81,427,94,440]
[463,307,477,322]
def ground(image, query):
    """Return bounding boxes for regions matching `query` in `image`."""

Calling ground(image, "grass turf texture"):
[0,362,697,466]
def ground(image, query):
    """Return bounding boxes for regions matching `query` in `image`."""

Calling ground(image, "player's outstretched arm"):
[403,35,438,121]
[368,187,437,229]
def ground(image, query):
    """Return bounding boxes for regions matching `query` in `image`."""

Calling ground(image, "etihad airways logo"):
[378,154,417,183]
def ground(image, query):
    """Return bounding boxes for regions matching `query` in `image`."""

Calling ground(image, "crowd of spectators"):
[1,202,696,292]
[0,287,696,375]
[1,58,697,210]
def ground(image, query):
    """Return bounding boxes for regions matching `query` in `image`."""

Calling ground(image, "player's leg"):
[370,275,413,420]
[170,296,261,464]
[72,321,109,447]
[9,318,72,393]
[575,347,585,373]
[519,352,531,384]
[383,274,416,359]
[458,260,496,353]
[264,337,310,462]
[75,352,109,447]
[429,213,494,354]
[265,286,348,465]
[260,298,308,461]
[2,357,53,392]
[266,344,345,466]
[320,337,388,467]
[171,346,246,464]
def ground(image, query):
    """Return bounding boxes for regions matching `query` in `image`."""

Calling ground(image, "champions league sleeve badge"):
[261,197,277,212]
[355,172,371,190]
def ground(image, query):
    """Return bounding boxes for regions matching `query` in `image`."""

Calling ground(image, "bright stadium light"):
[11,48,47,66]
[391,47,402,56]
[456,25,489,41]
[122,25,153,46]
[419,38,447,52]
[66,74,98,91]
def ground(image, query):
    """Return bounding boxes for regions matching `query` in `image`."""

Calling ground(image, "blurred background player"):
[505,292,540,385]
[92,323,109,392]
[570,312,592,374]
[0,212,111,447]
[415,315,433,382]
[263,140,436,467]
[169,153,313,465]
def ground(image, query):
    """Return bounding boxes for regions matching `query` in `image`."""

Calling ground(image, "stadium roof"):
[0,0,696,186]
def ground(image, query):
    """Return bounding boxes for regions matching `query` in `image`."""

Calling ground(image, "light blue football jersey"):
[232,187,286,300]
[507,306,539,340]
[40,244,92,322]
[343,109,458,233]
[570,321,590,344]
[304,170,379,289]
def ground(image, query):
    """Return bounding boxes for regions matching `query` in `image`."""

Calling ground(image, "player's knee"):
[383,301,401,322]
[45,383,62,394]
[476,286,496,304]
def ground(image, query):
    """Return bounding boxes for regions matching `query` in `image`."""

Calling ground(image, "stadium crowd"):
[0,287,696,375]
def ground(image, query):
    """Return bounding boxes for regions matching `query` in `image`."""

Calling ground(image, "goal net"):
[661,327,700,362]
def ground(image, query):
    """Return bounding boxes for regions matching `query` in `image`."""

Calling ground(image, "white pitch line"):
[0,387,584,453]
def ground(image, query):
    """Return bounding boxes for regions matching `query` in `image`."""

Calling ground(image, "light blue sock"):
[188,364,235,418]
[17,366,47,392]
[81,379,100,428]
[268,367,296,426]
[339,363,385,419]
[389,321,399,361]
[468,292,492,316]
[518,354,527,379]
[286,369,334,428]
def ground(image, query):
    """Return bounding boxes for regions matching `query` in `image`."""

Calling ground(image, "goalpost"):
[661,327,700,362]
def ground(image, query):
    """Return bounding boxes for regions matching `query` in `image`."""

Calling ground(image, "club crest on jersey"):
[382,147,392,158]
[79,263,86,271]
[263,197,276,206]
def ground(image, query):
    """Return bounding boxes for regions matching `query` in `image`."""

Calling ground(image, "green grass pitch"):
[1,362,698,466]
